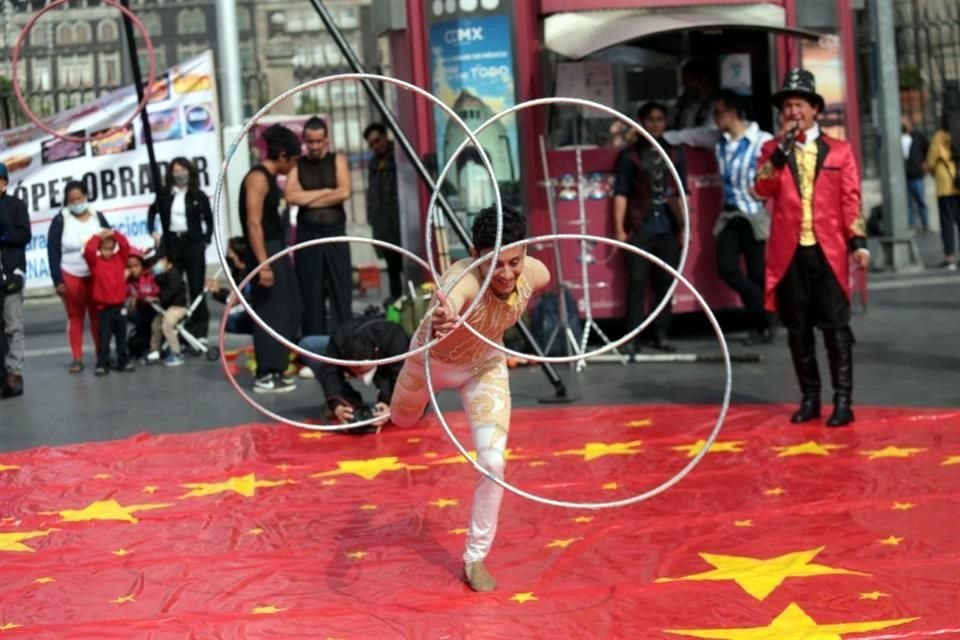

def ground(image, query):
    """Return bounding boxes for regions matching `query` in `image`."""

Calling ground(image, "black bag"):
[532,289,583,356]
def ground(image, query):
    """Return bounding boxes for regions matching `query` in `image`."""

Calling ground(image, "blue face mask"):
[68,202,88,215]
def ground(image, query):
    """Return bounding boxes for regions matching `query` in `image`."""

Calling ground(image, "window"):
[140,12,162,37]
[29,24,47,47]
[56,23,72,45]
[287,9,305,33]
[74,21,92,44]
[177,42,207,63]
[238,8,251,31]
[239,43,254,71]
[337,7,359,29]
[97,19,118,41]
[58,54,94,89]
[177,8,206,35]
[139,48,167,75]
[99,52,121,86]
[32,59,52,92]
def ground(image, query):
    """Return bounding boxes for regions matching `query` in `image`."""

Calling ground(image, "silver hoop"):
[424,233,731,509]
[425,96,691,363]
[211,73,504,368]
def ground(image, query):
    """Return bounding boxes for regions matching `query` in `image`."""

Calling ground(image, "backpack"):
[532,289,583,356]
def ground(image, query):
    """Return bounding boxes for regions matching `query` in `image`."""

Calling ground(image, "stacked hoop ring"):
[211,74,731,508]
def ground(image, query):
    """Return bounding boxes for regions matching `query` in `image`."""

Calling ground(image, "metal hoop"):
[424,96,691,363]
[11,0,156,144]
[211,73,503,369]
[424,233,732,509]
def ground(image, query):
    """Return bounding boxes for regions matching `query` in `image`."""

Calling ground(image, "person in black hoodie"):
[147,157,213,344]
[145,248,188,368]
[0,161,31,397]
[902,117,930,233]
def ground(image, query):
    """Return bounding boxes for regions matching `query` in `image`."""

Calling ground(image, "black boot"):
[787,330,821,423]
[823,327,855,427]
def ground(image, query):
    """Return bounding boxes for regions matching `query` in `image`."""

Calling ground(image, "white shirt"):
[901,133,912,159]
[169,187,188,233]
[59,210,104,278]
[715,121,774,216]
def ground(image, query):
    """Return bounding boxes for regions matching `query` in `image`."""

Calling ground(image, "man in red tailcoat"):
[754,69,870,427]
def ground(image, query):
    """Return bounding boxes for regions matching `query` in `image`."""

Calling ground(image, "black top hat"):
[771,68,825,112]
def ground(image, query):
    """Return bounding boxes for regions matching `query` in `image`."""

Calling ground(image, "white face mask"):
[360,366,377,386]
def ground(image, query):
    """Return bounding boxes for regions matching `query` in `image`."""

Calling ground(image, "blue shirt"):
[715,122,772,215]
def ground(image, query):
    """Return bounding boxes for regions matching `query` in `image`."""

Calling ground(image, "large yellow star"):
[554,440,643,461]
[545,537,581,549]
[665,602,916,639]
[879,536,903,546]
[656,546,868,600]
[510,592,538,604]
[859,446,926,460]
[891,502,916,511]
[941,455,960,466]
[773,441,847,457]
[180,474,294,498]
[58,500,172,523]
[310,457,427,481]
[671,440,746,458]
[0,464,20,472]
[0,529,58,552]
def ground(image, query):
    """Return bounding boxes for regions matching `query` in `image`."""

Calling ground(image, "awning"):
[544,5,823,60]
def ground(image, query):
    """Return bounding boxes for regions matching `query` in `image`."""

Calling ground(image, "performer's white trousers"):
[390,352,510,564]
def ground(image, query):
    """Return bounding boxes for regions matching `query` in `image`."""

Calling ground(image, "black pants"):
[938,195,960,257]
[383,250,404,300]
[296,224,353,336]
[625,230,680,344]
[716,216,766,328]
[168,236,209,340]
[775,245,850,333]
[127,305,157,358]
[250,240,302,376]
[97,304,128,369]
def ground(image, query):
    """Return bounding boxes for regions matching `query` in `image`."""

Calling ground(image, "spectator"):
[364,123,404,301]
[147,157,214,344]
[240,124,302,393]
[613,101,687,354]
[711,90,776,344]
[0,161,31,397]
[83,229,133,376]
[285,116,353,337]
[47,180,110,374]
[207,237,253,335]
[925,112,960,269]
[902,117,930,233]
[126,248,159,360]
[146,249,187,368]
[673,58,717,129]
[300,316,409,433]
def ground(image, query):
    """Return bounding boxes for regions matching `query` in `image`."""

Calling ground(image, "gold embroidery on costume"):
[798,143,819,246]
[850,216,866,237]
[756,161,776,180]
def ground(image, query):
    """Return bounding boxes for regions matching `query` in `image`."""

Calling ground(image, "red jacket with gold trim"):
[754,134,865,311]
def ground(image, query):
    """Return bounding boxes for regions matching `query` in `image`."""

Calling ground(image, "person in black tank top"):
[285,117,354,337]
[239,124,303,394]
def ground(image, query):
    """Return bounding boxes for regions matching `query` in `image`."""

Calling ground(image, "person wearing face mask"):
[754,69,869,428]
[285,116,354,339]
[47,180,111,374]
[0,161,31,397]
[301,315,409,434]
[147,157,214,345]
[145,248,188,367]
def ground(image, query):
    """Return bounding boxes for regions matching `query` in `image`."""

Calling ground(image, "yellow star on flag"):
[449,528,469,535]
[57,500,171,523]
[0,529,57,552]
[246,528,263,536]
[321,479,337,486]
[626,419,653,428]
[430,498,459,509]
[555,440,644,461]
[773,441,847,457]
[573,516,593,524]
[764,487,786,496]
[111,548,130,556]
[860,591,890,600]
[510,592,538,604]
[359,504,378,511]
[859,446,926,460]
[423,452,438,458]
[529,461,547,467]
[671,440,746,458]
[734,520,753,528]
[311,457,427,481]
[0,623,21,631]
[142,486,158,494]
[345,550,368,560]
[180,474,294,498]
[656,546,868,600]
[892,502,915,511]
[0,464,21,472]
[941,455,960,466]
[33,577,55,584]
[110,594,136,604]
[251,604,288,614]
[93,473,112,479]
[603,482,619,490]
[664,602,916,639]
[879,536,903,546]
[406,437,421,443]
[300,433,328,440]
[546,537,581,549]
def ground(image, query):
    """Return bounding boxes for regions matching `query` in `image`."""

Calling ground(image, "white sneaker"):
[253,373,296,394]
[298,365,315,379]
[146,351,161,364]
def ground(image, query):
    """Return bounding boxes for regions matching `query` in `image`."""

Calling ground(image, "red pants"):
[62,272,100,361]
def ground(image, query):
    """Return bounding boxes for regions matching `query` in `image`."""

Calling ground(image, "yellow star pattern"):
[251,604,288,614]
[671,440,746,458]
[554,440,644,461]
[879,536,903,546]
[734,520,753,528]
[603,482,619,490]
[93,473,112,479]
[510,592,538,604]
[0,623,21,631]
[359,504,378,511]
[0,464,21,472]
[110,595,136,604]
[573,516,593,524]
[423,453,438,458]
[33,577,55,584]
[321,479,337,486]
[772,441,847,457]
[345,550,368,560]
[656,546,868,600]
[111,548,130,556]
[406,437,421,443]
[311,457,427,481]
[430,498,459,509]
[546,538,581,549]
[892,502,916,511]
[764,487,786,496]
[626,419,653,428]
[665,602,916,639]
[448,528,468,535]
[860,591,890,600]
[529,461,547,467]
[180,474,294,498]
[300,433,328,440]
[942,455,960,466]
[58,500,171,523]
[246,528,263,536]
[142,486,158,494]
[0,529,57,552]
[859,446,926,460]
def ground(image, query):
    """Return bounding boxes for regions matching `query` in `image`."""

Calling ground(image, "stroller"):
[146,269,222,363]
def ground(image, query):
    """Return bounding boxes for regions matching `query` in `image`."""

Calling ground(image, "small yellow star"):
[321,479,337,486]
[311,457,427,481]
[892,502,916,511]
[602,482,618,490]
[110,594,136,604]
[626,419,653,428]
[765,487,786,496]
[773,441,847,457]
[555,440,643,461]
[510,592,538,604]
[671,440,746,458]
[58,500,171,524]
[0,529,58,552]
[860,591,890,600]
[251,604,288,614]
[112,548,130,556]
[734,520,753,527]
[359,504,378,511]
[449,528,469,535]
[941,455,960,466]
[859,446,927,460]
[142,486,158,494]
[0,464,21,472]
[33,577,55,584]
[573,516,593,523]
[345,550,368,560]
[423,452,439,458]
[300,432,328,440]
[246,528,263,536]
[406,437,421,443]
[430,498,459,509]
[276,464,297,472]
[180,474,295,498]
[0,622,21,630]
[93,473,112,479]
[879,536,903,546]
[546,537,581,549]
[529,460,547,467]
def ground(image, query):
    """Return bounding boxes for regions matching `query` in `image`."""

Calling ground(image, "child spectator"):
[126,248,159,359]
[83,229,133,376]
[208,237,253,334]
[147,249,188,367]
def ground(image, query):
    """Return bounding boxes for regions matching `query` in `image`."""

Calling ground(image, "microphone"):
[781,121,804,153]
